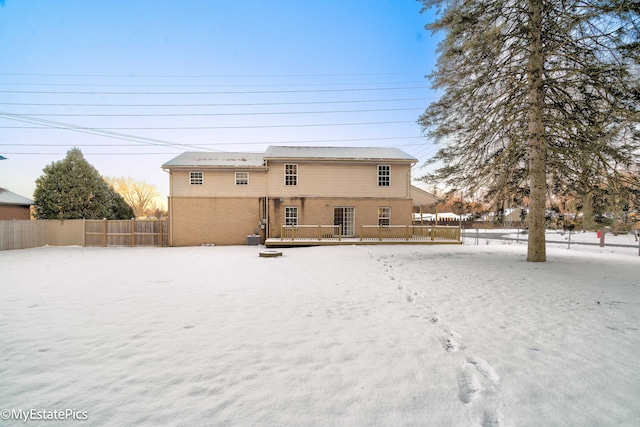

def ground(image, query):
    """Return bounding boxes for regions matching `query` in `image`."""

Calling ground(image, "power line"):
[0,112,424,148]
[1,137,433,156]
[0,112,219,152]
[0,121,417,130]
[14,107,424,117]
[0,71,425,78]
[0,136,425,147]
[3,145,436,157]
[0,86,429,95]
[1,152,181,155]
[1,143,436,157]
[0,97,432,108]
[1,80,425,88]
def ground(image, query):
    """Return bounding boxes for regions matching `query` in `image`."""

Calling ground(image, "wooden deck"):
[265,224,462,247]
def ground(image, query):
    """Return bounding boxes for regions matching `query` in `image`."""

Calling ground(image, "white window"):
[189,171,203,185]
[285,164,298,186]
[378,207,391,226]
[285,206,298,226]
[378,165,390,187]
[235,172,249,186]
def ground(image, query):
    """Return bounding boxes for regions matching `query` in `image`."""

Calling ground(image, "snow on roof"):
[264,146,417,162]
[0,188,33,206]
[162,152,265,168]
[163,146,417,169]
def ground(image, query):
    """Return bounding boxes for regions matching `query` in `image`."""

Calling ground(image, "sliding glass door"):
[334,207,355,237]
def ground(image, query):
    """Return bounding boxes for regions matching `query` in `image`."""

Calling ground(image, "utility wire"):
[1,152,181,155]
[0,136,424,147]
[0,97,432,108]
[15,107,424,117]
[0,86,429,95]
[0,71,424,78]
[0,121,416,130]
[1,81,425,88]
[0,112,219,152]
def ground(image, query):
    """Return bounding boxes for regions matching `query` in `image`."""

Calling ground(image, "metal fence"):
[360,225,461,242]
[463,227,640,257]
[0,219,168,251]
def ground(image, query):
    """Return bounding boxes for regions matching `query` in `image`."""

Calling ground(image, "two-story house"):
[162,146,433,246]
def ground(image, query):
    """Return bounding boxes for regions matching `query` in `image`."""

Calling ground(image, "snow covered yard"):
[1,244,638,426]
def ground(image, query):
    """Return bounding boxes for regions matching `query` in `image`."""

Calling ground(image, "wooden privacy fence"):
[0,219,168,250]
[84,219,168,247]
[0,219,85,250]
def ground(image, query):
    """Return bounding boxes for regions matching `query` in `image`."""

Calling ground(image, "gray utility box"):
[246,235,261,246]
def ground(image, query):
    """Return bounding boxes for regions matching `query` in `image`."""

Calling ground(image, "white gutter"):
[162,167,173,246]
[264,161,270,240]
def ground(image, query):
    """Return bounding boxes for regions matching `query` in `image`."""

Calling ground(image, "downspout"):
[406,164,414,227]
[162,167,173,246]
[264,161,269,241]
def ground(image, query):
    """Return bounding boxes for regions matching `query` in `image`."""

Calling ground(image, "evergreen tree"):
[418,0,639,261]
[33,148,134,220]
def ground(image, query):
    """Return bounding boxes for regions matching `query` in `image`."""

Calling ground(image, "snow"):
[1,244,639,426]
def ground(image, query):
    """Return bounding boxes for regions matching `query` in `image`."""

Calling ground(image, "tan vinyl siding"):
[267,197,413,238]
[266,161,411,198]
[170,169,267,198]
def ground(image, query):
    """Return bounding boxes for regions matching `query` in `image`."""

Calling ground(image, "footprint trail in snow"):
[369,250,505,426]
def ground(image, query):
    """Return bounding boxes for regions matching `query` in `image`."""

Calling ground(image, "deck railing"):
[360,225,460,242]
[280,224,343,241]
[279,224,460,243]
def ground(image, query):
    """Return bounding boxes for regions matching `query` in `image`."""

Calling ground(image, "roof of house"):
[162,152,266,168]
[264,146,417,162]
[0,188,34,206]
[163,146,418,169]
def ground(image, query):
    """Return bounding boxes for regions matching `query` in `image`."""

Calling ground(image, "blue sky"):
[0,0,441,203]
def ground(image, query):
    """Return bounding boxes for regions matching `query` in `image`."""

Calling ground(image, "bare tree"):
[105,176,161,218]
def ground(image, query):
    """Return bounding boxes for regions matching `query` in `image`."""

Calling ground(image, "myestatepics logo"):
[0,408,88,422]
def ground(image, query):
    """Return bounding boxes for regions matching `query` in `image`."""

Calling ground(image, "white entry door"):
[334,207,355,237]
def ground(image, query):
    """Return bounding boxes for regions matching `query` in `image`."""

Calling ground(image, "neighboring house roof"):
[0,188,34,206]
[264,146,417,162]
[162,152,265,168]
[410,186,439,206]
